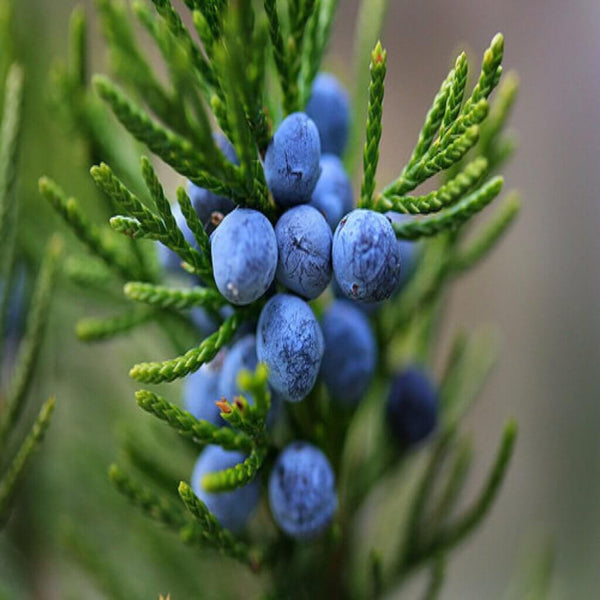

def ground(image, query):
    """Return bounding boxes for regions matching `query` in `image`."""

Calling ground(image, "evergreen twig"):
[0,397,56,522]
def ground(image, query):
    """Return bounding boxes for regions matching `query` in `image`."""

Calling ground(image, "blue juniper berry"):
[386,367,438,447]
[269,441,337,540]
[264,112,321,208]
[183,351,226,427]
[191,445,260,532]
[332,209,402,303]
[320,300,377,406]
[256,294,324,403]
[275,204,332,299]
[211,208,278,305]
[310,153,354,230]
[305,72,350,157]
[188,134,238,233]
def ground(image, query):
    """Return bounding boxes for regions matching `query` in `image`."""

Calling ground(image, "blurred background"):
[1,0,599,598]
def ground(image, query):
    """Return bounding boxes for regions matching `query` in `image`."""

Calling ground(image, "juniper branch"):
[150,0,217,93]
[237,363,271,422]
[392,176,503,240]
[404,68,454,171]
[68,6,87,88]
[423,557,446,600]
[135,389,253,453]
[75,307,155,342]
[130,311,243,383]
[178,482,260,569]
[96,0,181,132]
[379,157,488,214]
[300,0,339,105]
[140,158,213,280]
[39,177,140,280]
[0,64,23,241]
[0,236,62,445]
[440,53,468,136]
[409,420,517,565]
[124,282,224,311]
[264,0,294,113]
[201,446,267,493]
[108,463,188,529]
[176,187,211,267]
[92,161,208,280]
[428,436,473,532]
[63,256,116,291]
[382,35,504,198]
[359,42,386,209]
[0,397,56,524]
[452,191,520,271]
[440,328,499,431]
[93,76,244,200]
[479,71,518,157]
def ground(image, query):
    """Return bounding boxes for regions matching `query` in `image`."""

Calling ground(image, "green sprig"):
[452,191,520,271]
[0,397,56,523]
[0,64,23,243]
[124,282,224,312]
[135,389,253,453]
[392,176,503,240]
[176,186,212,270]
[0,236,62,444]
[381,35,504,200]
[75,307,154,342]
[130,311,242,383]
[96,0,180,132]
[409,420,517,566]
[359,42,387,208]
[178,481,260,569]
[379,157,488,214]
[108,463,187,529]
[93,76,244,200]
[201,446,266,493]
[39,177,140,281]
[217,365,271,441]
[91,161,211,282]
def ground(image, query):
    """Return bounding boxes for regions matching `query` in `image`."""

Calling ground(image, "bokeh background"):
[1,0,599,598]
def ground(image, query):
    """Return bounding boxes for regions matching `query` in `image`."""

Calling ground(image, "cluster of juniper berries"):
[155,73,438,540]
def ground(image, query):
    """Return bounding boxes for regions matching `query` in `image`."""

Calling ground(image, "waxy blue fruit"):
[269,442,337,539]
[257,294,324,402]
[211,208,277,305]
[387,367,438,446]
[305,73,350,157]
[275,205,332,299]
[320,300,376,405]
[332,209,401,303]
[264,112,321,208]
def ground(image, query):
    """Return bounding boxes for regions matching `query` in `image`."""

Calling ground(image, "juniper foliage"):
[0,4,61,527]
[41,0,521,596]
